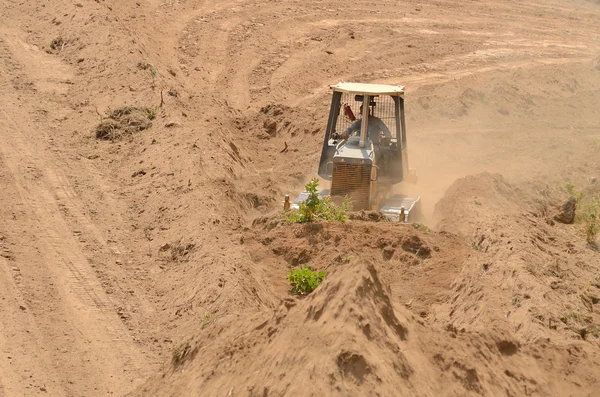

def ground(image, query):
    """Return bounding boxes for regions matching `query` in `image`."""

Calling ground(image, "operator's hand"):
[380,135,392,147]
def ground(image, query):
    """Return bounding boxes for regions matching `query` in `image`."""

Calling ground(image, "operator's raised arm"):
[341,118,361,139]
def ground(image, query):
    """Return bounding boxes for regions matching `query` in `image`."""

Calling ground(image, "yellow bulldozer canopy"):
[330,82,405,96]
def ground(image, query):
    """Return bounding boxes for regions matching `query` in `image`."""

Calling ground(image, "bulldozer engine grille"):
[330,163,371,210]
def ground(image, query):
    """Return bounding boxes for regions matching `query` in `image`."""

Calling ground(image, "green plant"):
[146,107,156,120]
[565,182,584,202]
[563,182,600,245]
[201,313,212,328]
[172,343,191,366]
[582,195,599,244]
[297,178,320,223]
[286,178,351,223]
[412,223,430,232]
[137,60,151,70]
[572,191,599,245]
[287,266,326,295]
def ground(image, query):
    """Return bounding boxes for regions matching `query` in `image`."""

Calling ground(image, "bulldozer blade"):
[379,194,421,223]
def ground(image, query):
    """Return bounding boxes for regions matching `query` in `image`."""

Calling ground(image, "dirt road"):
[0,21,156,397]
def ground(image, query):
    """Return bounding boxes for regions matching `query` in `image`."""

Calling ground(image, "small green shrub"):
[286,178,351,223]
[288,266,326,295]
[201,313,212,327]
[412,223,430,232]
[172,343,191,366]
[564,183,598,245]
[146,107,156,120]
[565,182,584,202]
[580,194,599,244]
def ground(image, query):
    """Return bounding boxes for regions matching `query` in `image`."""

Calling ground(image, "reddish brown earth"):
[0,0,599,396]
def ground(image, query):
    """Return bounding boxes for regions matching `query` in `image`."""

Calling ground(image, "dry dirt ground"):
[0,0,599,396]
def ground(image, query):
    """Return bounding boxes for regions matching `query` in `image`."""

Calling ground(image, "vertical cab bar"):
[318,91,342,179]
[399,97,407,149]
[359,94,370,148]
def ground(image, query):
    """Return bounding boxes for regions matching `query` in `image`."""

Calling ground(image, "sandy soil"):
[0,0,599,396]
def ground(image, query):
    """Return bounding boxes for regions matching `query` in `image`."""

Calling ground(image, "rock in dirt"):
[263,119,277,137]
[165,121,181,128]
[554,196,577,224]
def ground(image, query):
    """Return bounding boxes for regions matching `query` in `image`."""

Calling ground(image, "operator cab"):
[318,83,410,187]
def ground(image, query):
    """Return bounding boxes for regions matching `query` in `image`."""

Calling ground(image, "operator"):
[340,105,392,144]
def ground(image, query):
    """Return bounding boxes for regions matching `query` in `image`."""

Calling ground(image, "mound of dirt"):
[135,256,600,397]
[95,106,153,141]
[199,262,413,395]
[135,205,600,397]
[432,172,600,346]
[246,217,467,314]
[434,172,529,235]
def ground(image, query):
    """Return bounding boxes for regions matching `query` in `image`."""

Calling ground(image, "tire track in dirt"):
[293,55,594,108]
[0,33,149,396]
[0,255,66,397]
[174,0,598,112]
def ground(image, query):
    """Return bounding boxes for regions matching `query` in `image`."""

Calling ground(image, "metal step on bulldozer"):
[287,82,422,223]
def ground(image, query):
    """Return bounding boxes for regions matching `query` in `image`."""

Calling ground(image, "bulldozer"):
[288,82,421,222]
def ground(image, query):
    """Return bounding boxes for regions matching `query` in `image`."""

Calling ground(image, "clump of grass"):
[563,183,599,246]
[286,178,351,223]
[579,194,599,245]
[560,311,599,340]
[172,343,192,366]
[337,254,354,264]
[288,266,326,295]
[137,60,159,88]
[412,223,430,232]
[201,313,212,328]
[137,60,152,70]
[94,106,154,141]
[565,182,584,202]
[146,107,156,120]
